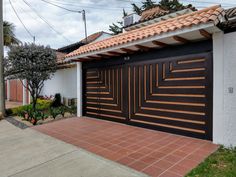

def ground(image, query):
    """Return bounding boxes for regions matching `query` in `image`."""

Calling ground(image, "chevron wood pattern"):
[84,53,212,140]
[85,66,127,121]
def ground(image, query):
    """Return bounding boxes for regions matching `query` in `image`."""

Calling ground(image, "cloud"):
[3,0,236,49]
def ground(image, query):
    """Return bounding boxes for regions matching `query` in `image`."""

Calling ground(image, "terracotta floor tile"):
[142,165,165,177]
[128,152,146,159]
[139,155,159,164]
[153,159,174,170]
[136,147,153,155]
[33,117,217,176]
[163,154,182,164]
[117,156,136,165]
[172,150,189,157]
[159,171,182,177]
[128,160,149,171]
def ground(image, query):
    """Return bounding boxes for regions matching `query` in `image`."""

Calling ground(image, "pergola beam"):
[199,29,212,39]
[173,35,190,44]
[120,48,136,54]
[152,40,168,47]
[135,45,150,51]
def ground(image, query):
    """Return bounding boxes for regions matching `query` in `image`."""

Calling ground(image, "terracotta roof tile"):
[66,5,224,59]
[140,7,169,22]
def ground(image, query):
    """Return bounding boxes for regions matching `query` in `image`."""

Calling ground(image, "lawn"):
[186,146,236,177]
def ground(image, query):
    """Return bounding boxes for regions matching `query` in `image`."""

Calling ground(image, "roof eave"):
[66,23,220,62]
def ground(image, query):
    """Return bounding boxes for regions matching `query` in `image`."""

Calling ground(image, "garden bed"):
[5,95,77,126]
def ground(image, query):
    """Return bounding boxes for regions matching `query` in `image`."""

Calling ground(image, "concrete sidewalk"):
[0,120,148,177]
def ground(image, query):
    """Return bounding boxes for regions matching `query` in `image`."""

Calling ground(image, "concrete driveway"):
[0,120,147,177]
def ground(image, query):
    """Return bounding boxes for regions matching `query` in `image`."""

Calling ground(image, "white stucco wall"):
[41,66,77,99]
[213,31,236,147]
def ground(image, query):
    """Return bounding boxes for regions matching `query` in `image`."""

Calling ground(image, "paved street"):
[0,120,147,177]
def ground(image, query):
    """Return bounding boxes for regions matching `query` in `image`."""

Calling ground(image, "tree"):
[109,9,127,35]
[131,3,142,15]
[109,22,123,35]
[159,0,196,12]
[141,0,157,10]
[109,0,196,35]
[3,21,20,46]
[6,43,57,111]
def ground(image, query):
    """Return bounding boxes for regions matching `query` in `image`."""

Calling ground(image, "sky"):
[3,0,236,49]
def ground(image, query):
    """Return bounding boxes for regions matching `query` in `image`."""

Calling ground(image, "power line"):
[181,0,236,6]
[41,0,133,11]
[8,0,35,40]
[22,0,72,43]
[41,0,81,12]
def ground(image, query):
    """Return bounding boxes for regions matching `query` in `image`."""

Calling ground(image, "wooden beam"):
[107,51,122,56]
[135,45,150,51]
[120,48,136,54]
[199,29,212,39]
[152,40,168,47]
[173,36,190,44]
[71,58,92,62]
[88,56,102,60]
[97,54,110,58]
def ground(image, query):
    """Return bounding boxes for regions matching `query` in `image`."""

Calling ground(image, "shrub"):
[58,106,69,117]
[49,107,61,119]
[68,105,77,115]
[6,98,52,117]
[36,99,52,111]
[32,110,48,125]
[51,93,62,107]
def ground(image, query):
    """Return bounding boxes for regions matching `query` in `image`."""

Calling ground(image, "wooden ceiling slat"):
[199,29,212,39]
[135,45,150,51]
[152,40,169,47]
[173,35,190,44]
[120,48,136,54]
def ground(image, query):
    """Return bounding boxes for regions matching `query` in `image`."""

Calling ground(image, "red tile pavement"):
[32,117,218,177]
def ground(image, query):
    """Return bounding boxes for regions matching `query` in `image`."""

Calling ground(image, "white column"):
[22,80,27,105]
[77,62,82,117]
[212,32,224,145]
[7,80,10,101]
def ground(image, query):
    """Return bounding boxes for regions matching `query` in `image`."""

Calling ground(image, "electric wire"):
[22,0,72,43]
[8,0,35,39]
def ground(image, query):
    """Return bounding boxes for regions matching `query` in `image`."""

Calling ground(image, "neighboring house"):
[40,31,111,106]
[5,31,111,106]
[66,5,236,147]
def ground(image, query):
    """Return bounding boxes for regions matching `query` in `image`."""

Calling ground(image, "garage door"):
[84,53,212,140]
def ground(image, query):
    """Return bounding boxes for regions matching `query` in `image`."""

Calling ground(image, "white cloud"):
[3,0,236,49]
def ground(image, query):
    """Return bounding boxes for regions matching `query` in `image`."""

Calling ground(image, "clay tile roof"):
[226,7,236,19]
[140,6,169,22]
[66,5,224,59]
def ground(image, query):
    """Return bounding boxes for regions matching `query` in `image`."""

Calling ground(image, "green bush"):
[36,99,52,110]
[49,107,61,119]
[32,110,48,125]
[68,105,77,115]
[59,106,71,117]
[6,98,52,117]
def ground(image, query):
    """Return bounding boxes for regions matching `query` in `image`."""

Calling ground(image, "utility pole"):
[0,0,5,118]
[81,10,88,44]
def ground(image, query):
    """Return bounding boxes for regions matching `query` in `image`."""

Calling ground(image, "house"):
[5,31,111,106]
[65,5,236,147]
[40,31,111,106]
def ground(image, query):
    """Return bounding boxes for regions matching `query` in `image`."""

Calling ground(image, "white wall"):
[41,66,77,99]
[213,31,236,147]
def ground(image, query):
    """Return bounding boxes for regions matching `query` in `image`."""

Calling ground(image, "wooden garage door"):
[84,53,213,140]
